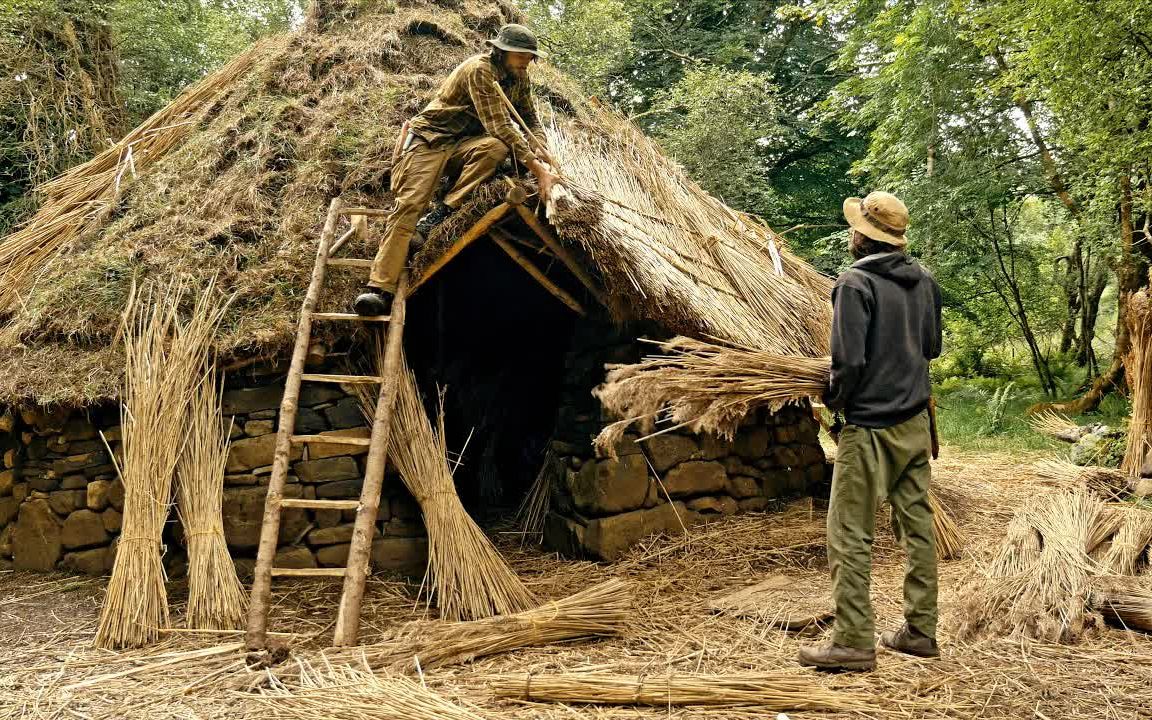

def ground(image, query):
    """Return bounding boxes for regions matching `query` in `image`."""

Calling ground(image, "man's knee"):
[474,136,510,164]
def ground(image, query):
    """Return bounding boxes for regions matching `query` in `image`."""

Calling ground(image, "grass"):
[934,377,1130,453]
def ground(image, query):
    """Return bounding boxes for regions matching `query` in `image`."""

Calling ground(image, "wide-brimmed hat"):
[486,24,545,58]
[843,191,909,248]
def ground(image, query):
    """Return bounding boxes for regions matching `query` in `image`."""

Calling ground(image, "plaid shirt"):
[408,53,541,165]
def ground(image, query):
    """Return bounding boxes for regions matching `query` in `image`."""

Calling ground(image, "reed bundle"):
[1091,577,1152,632]
[1028,409,1080,442]
[258,664,486,720]
[351,343,534,621]
[176,373,246,630]
[318,578,630,674]
[1100,509,1152,575]
[928,490,964,560]
[0,44,264,314]
[95,280,229,649]
[593,336,830,453]
[514,449,556,538]
[483,672,875,711]
[1033,458,1131,500]
[1124,289,1152,475]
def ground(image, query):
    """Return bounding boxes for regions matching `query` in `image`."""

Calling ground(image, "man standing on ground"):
[355,24,559,316]
[798,191,943,672]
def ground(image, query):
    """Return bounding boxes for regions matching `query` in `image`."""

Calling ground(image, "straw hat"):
[843,191,909,248]
[486,24,546,58]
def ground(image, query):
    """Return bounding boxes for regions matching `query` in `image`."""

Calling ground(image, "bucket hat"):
[486,24,545,58]
[843,191,909,248]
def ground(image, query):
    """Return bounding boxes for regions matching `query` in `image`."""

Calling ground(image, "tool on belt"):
[927,396,940,460]
[391,119,413,165]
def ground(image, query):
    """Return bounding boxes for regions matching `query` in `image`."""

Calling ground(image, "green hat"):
[486,24,545,58]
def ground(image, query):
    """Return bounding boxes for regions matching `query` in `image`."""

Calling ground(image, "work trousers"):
[369,134,510,292]
[827,410,938,649]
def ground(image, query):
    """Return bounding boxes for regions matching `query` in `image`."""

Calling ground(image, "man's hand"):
[529,159,560,201]
[534,145,554,166]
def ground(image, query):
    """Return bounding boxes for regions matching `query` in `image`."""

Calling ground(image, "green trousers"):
[828,410,938,649]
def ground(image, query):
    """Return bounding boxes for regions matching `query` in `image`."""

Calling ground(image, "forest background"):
[2,0,1150,451]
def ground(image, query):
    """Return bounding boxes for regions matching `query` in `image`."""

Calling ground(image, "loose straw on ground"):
[176,372,246,630]
[95,279,229,649]
[483,672,876,711]
[352,341,534,621]
[316,578,630,674]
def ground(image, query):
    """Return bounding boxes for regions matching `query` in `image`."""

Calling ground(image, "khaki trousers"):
[827,410,938,649]
[369,134,510,291]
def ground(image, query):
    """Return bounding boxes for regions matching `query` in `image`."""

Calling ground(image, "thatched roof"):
[0,0,832,407]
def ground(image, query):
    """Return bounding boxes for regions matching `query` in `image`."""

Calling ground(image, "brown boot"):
[797,642,876,671]
[880,623,939,658]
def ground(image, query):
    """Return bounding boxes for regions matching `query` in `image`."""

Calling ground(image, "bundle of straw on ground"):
[1033,458,1132,501]
[176,373,246,630]
[314,578,630,675]
[95,280,230,649]
[1090,576,1152,632]
[258,664,487,720]
[1028,409,1081,442]
[593,337,830,454]
[1124,288,1152,475]
[351,343,534,621]
[1100,509,1152,575]
[483,672,876,712]
[928,490,964,560]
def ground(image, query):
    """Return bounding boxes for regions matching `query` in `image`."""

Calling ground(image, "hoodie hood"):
[851,251,925,289]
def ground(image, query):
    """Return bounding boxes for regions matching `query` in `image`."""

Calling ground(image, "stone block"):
[583,502,693,561]
[51,452,108,476]
[60,474,89,490]
[733,426,772,460]
[13,499,62,570]
[307,524,357,546]
[274,546,317,569]
[294,407,328,434]
[2,450,15,469]
[642,479,659,508]
[774,424,799,444]
[87,479,111,511]
[102,508,122,532]
[323,397,365,430]
[0,411,11,433]
[28,474,60,493]
[596,433,642,460]
[371,537,428,573]
[721,457,763,479]
[66,440,106,455]
[48,490,86,515]
[0,524,11,557]
[226,433,302,473]
[62,509,109,549]
[315,543,350,566]
[12,483,27,502]
[697,433,729,461]
[61,417,98,441]
[62,547,109,576]
[222,386,284,415]
[294,457,360,484]
[774,447,801,468]
[726,475,761,499]
[738,497,770,512]
[83,463,118,479]
[796,444,827,467]
[644,435,700,473]
[760,469,790,497]
[249,409,277,420]
[568,454,649,515]
[0,469,12,497]
[222,485,305,549]
[543,512,586,556]
[108,478,124,511]
[317,478,363,499]
[686,496,737,515]
[300,385,345,406]
[244,420,275,437]
[225,473,259,486]
[0,496,18,526]
[306,429,371,459]
[383,519,424,537]
[315,509,342,528]
[662,461,727,498]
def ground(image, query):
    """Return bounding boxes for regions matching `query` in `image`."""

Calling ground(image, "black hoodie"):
[825,251,942,428]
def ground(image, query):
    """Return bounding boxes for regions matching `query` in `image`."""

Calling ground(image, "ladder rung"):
[311,312,390,322]
[327,258,373,268]
[300,373,383,384]
[291,434,373,447]
[280,498,360,510]
[272,567,346,578]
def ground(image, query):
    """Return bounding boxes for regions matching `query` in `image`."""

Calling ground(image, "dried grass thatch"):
[929,490,964,560]
[1100,509,1152,575]
[1028,409,1081,442]
[1033,458,1132,501]
[593,337,829,453]
[514,448,557,539]
[95,279,229,649]
[1123,288,1152,475]
[1091,576,1152,632]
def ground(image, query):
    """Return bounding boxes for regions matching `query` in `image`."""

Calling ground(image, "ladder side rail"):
[332,270,410,646]
[245,196,344,650]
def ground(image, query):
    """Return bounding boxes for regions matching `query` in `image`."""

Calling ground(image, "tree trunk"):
[1076,256,1109,376]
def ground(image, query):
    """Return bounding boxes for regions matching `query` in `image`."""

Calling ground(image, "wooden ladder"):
[245,197,407,649]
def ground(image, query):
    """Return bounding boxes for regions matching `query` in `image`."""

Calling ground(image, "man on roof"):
[799,191,943,672]
[354,23,559,316]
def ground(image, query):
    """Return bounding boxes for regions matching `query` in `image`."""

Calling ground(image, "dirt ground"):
[3,447,1151,719]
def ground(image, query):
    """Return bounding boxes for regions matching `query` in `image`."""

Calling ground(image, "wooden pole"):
[492,82,547,160]
[490,228,586,315]
[410,202,513,292]
[332,269,410,646]
[515,205,609,308]
[245,196,343,651]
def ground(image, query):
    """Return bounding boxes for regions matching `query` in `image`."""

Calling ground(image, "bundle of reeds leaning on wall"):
[514,448,557,538]
[176,372,247,630]
[351,341,534,621]
[95,280,229,649]
[1123,288,1152,475]
[593,337,830,454]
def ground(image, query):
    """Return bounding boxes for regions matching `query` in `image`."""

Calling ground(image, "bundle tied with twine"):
[351,340,534,621]
[315,578,630,674]
[1033,458,1132,501]
[95,279,229,649]
[176,371,246,630]
[1091,576,1152,633]
[1123,288,1152,475]
[593,336,829,454]
[483,672,876,712]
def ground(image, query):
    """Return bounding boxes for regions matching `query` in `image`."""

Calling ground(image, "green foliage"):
[522,0,632,96]
[982,381,1015,435]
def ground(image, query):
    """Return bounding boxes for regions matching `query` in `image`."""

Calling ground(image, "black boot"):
[415,201,455,237]
[353,286,392,316]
